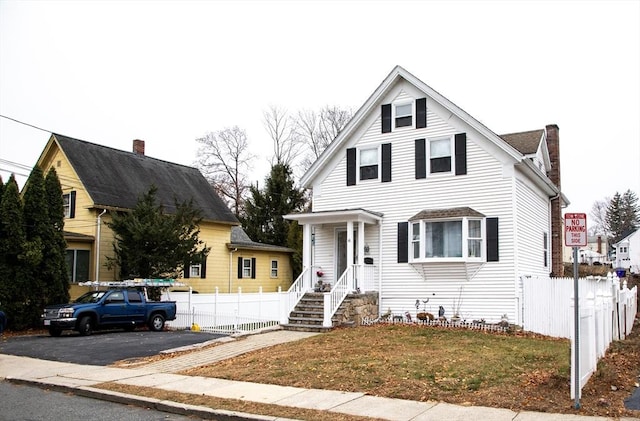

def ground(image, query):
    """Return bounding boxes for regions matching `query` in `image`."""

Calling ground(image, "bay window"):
[410,218,484,261]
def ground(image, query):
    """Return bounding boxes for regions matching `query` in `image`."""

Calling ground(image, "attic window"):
[395,103,412,128]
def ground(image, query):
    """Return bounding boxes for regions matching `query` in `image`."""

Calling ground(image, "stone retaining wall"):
[334,292,379,326]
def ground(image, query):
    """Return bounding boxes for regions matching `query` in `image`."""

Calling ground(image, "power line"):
[0,114,52,134]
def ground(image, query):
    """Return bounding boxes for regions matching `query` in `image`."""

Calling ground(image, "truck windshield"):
[74,291,107,304]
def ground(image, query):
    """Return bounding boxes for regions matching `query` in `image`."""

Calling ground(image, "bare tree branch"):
[263,105,302,168]
[295,105,353,172]
[589,197,610,236]
[194,126,255,217]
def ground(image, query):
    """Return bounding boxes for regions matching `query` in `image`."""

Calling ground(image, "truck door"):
[126,290,146,323]
[102,290,128,324]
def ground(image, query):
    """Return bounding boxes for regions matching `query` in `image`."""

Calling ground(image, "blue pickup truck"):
[42,288,177,336]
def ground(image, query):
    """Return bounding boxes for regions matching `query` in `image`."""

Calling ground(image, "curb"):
[6,377,301,421]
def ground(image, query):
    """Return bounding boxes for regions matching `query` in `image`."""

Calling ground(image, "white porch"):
[283,209,383,328]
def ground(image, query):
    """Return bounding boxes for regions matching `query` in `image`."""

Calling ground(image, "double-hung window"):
[271,259,278,278]
[411,218,484,261]
[63,193,72,218]
[242,258,252,278]
[429,138,452,174]
[66,249,90,283]
[189,263,201,278]
[359,148,378,180]
[395,103,413,128]
[412,223,421,259]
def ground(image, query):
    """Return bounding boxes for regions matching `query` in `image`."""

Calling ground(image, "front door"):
[336,229,356,280]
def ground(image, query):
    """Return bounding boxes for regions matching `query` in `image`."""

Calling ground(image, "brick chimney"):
[546,124,563,276]
[133,139,145,155]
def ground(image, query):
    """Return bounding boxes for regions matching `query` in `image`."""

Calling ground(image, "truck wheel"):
[149,314,165,332]
[49,327,62,337]
[78,316,93,336]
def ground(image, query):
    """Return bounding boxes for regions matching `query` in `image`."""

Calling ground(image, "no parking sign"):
[565,213,587,247]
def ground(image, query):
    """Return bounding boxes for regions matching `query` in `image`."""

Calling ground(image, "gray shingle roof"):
[409,207,485,221]
[500,129,544,155]
[229,226,294,253]
[54,134,238,225]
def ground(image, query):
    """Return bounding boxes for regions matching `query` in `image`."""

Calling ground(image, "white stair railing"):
[323,265,354,327]
[280,266,312,324]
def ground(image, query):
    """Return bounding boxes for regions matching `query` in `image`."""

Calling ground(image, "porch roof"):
[284,208,383,225]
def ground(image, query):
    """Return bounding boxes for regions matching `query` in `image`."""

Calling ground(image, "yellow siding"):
[38,136,291,299]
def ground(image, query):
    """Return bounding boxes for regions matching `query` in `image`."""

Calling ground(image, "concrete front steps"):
[281,292,363,333]
[281,293,332,333]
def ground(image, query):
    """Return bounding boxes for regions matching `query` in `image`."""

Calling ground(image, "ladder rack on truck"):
[78,279,188,288]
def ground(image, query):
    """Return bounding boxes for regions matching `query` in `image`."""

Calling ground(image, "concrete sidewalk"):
[1,329,638,421]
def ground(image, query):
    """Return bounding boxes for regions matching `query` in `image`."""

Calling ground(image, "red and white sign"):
[565,213,587,247]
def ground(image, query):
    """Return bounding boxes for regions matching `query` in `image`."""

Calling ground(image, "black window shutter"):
[184,261,190,279]
[415,138,426,179]
[70,191,76,219]
[201,255,207,278]
[455,133,467,175]
[381,143,392,182]
[346,148,356,186]
[397,222,408,263]
[237,257,243,279]
[416,98,427,129]
[381,104,392,133]
[251,257,257,279]
[486,217,499,262]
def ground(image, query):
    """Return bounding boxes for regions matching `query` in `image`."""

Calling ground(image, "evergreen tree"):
[243,164,305,246]
[287,220,303,280]
[107,186,209,279]
[0,176,30,330]
[606,189,640,242]
[243,164,306,275]
[21,166,48,326]
[44,168,70,304]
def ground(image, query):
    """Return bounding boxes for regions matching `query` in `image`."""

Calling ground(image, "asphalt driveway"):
[0,330,224,366]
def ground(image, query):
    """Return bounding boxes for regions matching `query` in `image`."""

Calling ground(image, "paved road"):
[0,381,203,420]
[0,330,224,365]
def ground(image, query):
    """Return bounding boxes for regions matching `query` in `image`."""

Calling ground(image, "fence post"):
[189,286,193,328]
[259,286,263,319]
[214,287,218,328]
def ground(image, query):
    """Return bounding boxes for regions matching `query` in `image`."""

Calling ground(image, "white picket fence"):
[520,272,637,398]
[162,287,282,334]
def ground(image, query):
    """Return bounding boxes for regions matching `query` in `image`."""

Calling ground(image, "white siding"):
[308,80,534,324]
[514,176,552,277]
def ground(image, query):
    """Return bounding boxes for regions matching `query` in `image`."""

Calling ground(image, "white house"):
[285,66,568,325]
[613,229,640,274]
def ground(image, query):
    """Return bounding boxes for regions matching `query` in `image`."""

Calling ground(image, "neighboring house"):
[285,66,568,325]
[563,234,609,266]
[613,229,640,274]
[36,134,293,298]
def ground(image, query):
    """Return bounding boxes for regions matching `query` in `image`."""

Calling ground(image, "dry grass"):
[100,322,640,419]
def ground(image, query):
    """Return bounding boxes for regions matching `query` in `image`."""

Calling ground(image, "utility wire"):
[0,114,52,134]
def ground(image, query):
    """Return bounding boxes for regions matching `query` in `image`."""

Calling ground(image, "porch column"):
[358,221,365,291]
[347,221,354,290]
[303,223,312,287]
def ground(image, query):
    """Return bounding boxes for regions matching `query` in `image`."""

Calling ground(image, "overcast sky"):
[1,0,638,219]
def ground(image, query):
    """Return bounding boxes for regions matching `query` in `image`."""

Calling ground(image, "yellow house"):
[36,134,293,298]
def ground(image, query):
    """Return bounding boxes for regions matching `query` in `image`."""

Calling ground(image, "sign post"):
[565,212,587,409]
